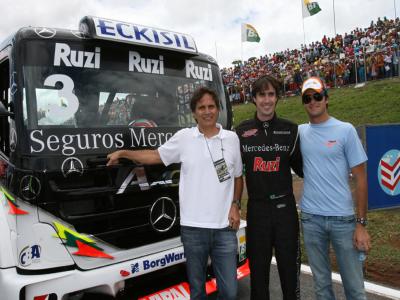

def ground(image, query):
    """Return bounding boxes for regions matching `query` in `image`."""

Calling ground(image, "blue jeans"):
[301,212,366,300]
[180,226,238,300]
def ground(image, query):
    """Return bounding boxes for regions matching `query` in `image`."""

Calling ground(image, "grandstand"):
[222,17,400,102]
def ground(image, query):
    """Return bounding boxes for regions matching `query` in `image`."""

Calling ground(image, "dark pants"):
[246,195,301,300]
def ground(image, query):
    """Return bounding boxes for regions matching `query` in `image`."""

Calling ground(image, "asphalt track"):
[216,259,400,300]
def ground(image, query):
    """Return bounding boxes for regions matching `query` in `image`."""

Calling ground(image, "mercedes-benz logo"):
[19,175,41,201]
[10,127,17,152]
[61,157,84,177]
[34,27,56,39]
[205,54,217,64]
[150,197,177,233]
[10,72,17,95]
[70,30,88,39]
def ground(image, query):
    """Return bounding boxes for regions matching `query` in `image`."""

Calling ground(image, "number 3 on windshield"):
[43,74,79,122]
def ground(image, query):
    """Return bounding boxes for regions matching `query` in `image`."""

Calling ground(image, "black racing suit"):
[236,114,303,300]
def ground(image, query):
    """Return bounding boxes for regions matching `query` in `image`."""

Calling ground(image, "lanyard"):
[204,136,224,163]
[204,136,230,183]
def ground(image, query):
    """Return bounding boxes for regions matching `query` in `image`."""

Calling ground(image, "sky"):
[0,0,398,68]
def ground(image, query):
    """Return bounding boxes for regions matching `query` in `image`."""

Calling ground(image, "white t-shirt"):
[158,124,242,228]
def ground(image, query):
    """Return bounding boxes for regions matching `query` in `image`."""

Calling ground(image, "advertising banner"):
[365,124,400,209]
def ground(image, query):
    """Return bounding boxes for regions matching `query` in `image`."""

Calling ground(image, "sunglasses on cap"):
[302,92,324,104]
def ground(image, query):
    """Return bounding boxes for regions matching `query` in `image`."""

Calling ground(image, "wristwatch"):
[356,217,368,226]
[232,199,241,209]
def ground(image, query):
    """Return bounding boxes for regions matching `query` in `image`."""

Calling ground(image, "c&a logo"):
[19,244,41,266]
[377,149,400,196]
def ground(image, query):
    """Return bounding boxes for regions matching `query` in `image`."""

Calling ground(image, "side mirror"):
[0,101,13,117]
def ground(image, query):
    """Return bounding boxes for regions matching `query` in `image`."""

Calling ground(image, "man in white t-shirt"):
[107,87,243,300]
[299,77,371,300]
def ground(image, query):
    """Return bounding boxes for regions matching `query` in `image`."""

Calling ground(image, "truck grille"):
[38,166,181,249]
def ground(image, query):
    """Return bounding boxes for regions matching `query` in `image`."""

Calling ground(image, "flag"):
[241,23,260,43]
[302,0,321,18]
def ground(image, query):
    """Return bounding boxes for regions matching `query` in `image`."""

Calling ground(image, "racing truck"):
[0,16,248,300]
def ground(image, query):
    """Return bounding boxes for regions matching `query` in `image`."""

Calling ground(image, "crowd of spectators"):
[221,17,400,102]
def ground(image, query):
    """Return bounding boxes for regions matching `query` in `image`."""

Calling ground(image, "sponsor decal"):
[241,128,258,137]
[139,260,250,299]
[53,221,95,243]
[236,259,250,279]
[29,128,174,156]
[326,140,337,147]
[61,157,84,177]
[30,129,124,156]
[8,200,29,215]
[118,167,179,194]
[2,187,29,215]
[239,235,246,262]
[139,282,190,300]
[129,128,174,148]
[33,294,57,300]
[131,262,140,274]
[53,221,114,259]
[73,240,114,259]
[90,17,197,53]
[41,74,80,124]
[131,251,185,273]
[185,60,212,81]
[253,156,280,172]
[120,270,130,277]
[118,167,149,193]
[19,175,41,200]
[150,197,177,233]
[242,144,289,153]
[34,27,56,39]
[378,149,400,196]
[129,51,164,74]
[19,245,41,266]
[273,130,290,135]
[54,43,100,69]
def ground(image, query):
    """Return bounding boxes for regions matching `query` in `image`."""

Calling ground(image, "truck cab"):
[0,16,247,299]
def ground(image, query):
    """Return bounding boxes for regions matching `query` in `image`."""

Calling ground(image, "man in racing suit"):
[236,75,303,300]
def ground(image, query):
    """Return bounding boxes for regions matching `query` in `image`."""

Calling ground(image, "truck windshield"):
[21,40,227,129]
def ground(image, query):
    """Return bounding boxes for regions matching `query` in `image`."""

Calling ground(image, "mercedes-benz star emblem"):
[61,157,84,177]
[150,197,177,233]
[70,30,88,39]
[34,27,56,39]
[19,175,41,201]
[9,127,17,152]
[10,72,17,95]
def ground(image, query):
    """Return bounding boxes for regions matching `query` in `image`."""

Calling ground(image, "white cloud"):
[0,0,398,67]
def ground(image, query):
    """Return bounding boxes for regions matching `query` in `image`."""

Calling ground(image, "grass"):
[233,78,400,287]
